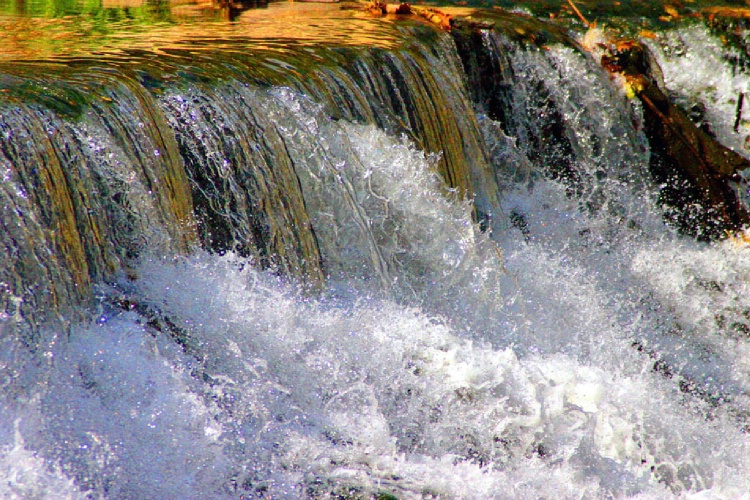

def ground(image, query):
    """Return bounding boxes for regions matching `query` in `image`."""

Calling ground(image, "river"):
[1,1,750,497]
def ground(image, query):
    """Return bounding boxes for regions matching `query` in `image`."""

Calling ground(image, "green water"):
[2,0,745,19]
[1,0,745,65]
[0,0,178,19]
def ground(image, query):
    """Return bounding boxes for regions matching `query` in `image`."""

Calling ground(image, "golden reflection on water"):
[0,0,410,62]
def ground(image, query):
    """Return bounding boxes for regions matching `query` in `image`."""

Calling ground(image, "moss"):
[2,79,89,120]
[376,493,399,500]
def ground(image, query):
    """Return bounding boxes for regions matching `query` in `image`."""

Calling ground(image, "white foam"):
[646,24,750,156]
[0,418,82,499]
[126,248,749,498]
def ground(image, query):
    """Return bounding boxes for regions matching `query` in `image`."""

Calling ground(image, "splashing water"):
[2,13,750,500]
[2,104,749,498]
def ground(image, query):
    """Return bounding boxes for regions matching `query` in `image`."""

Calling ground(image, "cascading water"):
[2,2,750,498]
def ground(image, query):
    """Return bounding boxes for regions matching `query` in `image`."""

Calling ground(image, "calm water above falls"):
[2,2,750,498]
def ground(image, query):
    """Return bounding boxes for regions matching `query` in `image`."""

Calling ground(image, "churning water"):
[2,3,750,498]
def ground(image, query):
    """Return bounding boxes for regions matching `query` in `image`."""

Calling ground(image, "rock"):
[601,40,750,239]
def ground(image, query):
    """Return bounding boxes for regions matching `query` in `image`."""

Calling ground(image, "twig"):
[566,0,591,28]
[735,92,744,133]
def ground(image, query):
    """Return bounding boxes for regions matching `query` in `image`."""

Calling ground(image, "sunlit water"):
[3,5,750,499]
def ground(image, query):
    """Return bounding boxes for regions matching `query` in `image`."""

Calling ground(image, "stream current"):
[2,2,750,498]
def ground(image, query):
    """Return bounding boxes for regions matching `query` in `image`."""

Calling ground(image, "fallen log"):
[563,0,750,238]
[598,39,750,239]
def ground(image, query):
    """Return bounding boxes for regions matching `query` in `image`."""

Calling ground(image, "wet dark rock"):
[606,40,750,239]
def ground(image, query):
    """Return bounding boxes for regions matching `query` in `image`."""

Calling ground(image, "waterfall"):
[1,71,196,337]
[1,3,750,498]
